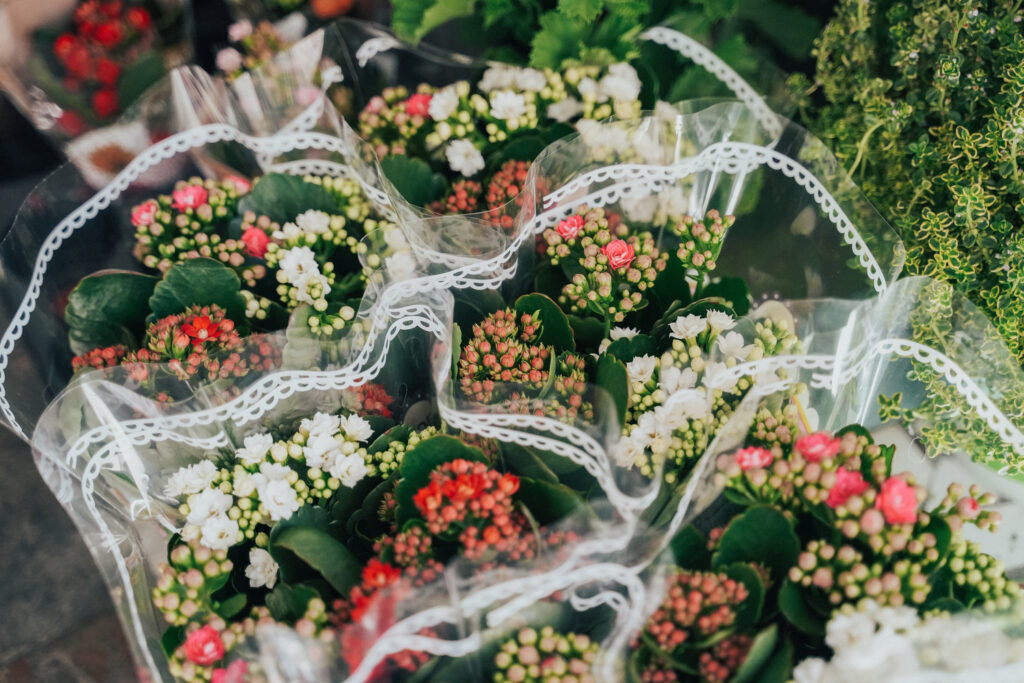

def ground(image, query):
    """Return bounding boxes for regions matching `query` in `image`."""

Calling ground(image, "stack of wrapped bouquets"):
[4,15,1024,683]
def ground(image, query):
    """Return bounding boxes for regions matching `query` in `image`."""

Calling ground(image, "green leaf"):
[391,0,475,42]
[777,579,826,637]
[721,563,765,628]
[451,322,463,382]
[514,293,575,351]
[65,270,158,354]
[500,442,560,484]
[836,423,874,444]
[712,506,799,580]
[568,314,605,351]
[558,0,603,22]
[669,525,710,569]
[606,334,656,363]
[148,258,247,324]
[213,593,248,619]
[396,436,489,523]
[160,626,185,658]
[265,584,297,621]
[271,526,361,596]
[756,633,794,683]
[736,0,819,60]
[595,353,629,427]
[117,52,165,110]
[701,277,751,316]
[380,155,449,206]
[497,135,547,165]
[530,12,586,70]
[516,477,588,525]
[238,173,338,225]
[731,624,780,683]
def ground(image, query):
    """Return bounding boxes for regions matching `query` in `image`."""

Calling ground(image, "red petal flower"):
[183,625,225,666]
[795,432,840,463]
[96,58,121,87]
[734,446,773,471]
[91,89,119,119]
[126,7,152,31]
[404,93,432,118]
[874,477,919,525]
[826,467,870,509]
[93,22,123,48]
[602,239,635,270]
[241,227,270,258]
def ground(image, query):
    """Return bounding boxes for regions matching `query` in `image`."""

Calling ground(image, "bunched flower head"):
[493,627,599,683]
[671,210,735,274]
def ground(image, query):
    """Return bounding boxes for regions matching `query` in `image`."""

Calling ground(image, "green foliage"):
[65,271,158,354]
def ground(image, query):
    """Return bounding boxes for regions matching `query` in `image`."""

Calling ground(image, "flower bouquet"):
[5,16,1024,683]
[0,0,191,146]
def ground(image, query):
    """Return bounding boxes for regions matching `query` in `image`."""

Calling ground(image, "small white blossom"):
[216,48,243,73]
[292,271,331,305]
[621,192,658,223]
[706,310,736,332]
[186,488,233,526]
[383,226,408,250]
[669,314,706,340]
[490,91,527,121]
[261,478,300,521]
[259,461,292,481]
[791,658,827,683]
[429,86,459,121]
[273,222,303,241]
[609,326,639,340]
[613,434,645,467]
[445,139,485,176]
[245,547,279,589]
[702,361,738,393]
[626,355,658,385]
[236,433,273,465]
[825,612,878,651]
[164,460,219,498]
[478,65,516,92]
[546,96,584,122]
[386,251,418,281]
[329,453,368,487]
[304,433,341,470]
[659,365,698,395]
[577,77,602,100]
[633,411,658,444]
[340,414,374,442]
[599,63,642,102]
[295,209,331,235]
[233,471,260,498]
[201,514,240,551]
[716,331,753,361]
[668,388,709,421]
[659,184,689,217]
[515,68,547,91]
[301,412,342,438]
[278,246,319,282]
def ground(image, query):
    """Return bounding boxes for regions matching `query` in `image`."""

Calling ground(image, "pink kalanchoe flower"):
[131,199,158,227]
[795,432,840,463]
[172,185,209,212]
[224,175,251,194]
[241,227,270,258]
[211,659,247,683]
[602,239,635,270]
[184,625,225,666]
[404,93,432,118]
[875,477,919,524]
[734,446,773,471]
[556,215,585,240]
[826,467,870,508]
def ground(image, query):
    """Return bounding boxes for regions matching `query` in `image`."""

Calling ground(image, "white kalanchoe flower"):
[304,433,341,470]
[825,611,878,651]
[670,388,710,421]
[233,471,260,498]
[259,461,292,481]
[260,478,300,521]
[702,361,739,393]
[165,460,220,498]
[301,411,342,438]
[791,658,827,683]
[546,96,583,122]
[621,191,658,223]
[385,251,418,281]
[201,514,240,551]
[660,365,698,395]
[669,314,706,340]
[278,246,319,282]
[186,488,233,526]
[633,411,659,444]
[274,222,303,241]
[478,64,516,92]
[626,355,658,385]
[490,91,527,121]
[330,453,368,488]
[245,547,279,589]
[429,86,459,121]
[292,271,331,305]
[716,331,753,361]
[706,310,736,332]
[515,67,547,91]
[340,414,374,442]
[295,209,331,235]
[445,139,485,176]
[609,326,639,340]
[236,433,274,465]
[599,63,642,102]
[659,184,688,218]
[577,77,602,100]
[613,435,645,468]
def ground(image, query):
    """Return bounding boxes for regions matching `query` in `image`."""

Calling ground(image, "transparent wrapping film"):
[3,18,1024,683]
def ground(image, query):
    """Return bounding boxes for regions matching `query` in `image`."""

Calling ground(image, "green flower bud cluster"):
[363,426,438,478]
[152,542,234,626]
[946,536,1021,611]
[493,627,598,683]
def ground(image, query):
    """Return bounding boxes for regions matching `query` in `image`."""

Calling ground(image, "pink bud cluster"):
[358,85,433,159]
[642,570,749,654]
[671,210,735,273]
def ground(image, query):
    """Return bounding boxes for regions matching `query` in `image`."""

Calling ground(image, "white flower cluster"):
[167,411,373,553]
[276,246,332,309]
[478,64,549,93]
[446,138,486,176]
[794,600,1024,683]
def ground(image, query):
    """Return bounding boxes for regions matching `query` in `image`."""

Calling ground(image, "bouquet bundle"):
[3,18,1024,683]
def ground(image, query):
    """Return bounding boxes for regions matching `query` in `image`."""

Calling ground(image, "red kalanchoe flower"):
[556,215,585,240]
[72,344,130,371]
[362,559,402,589]
[65,47,94,80]
[241,226,270,258]
[795,431,840,462]
[349,383,394,418]
[602,238,635,269]
[132,199,158,227]
[92,89,119,118]
[180,315,223,344]
[53,33,77,60]
[404,93,432,118]
[172,184,209,211]
[734,446,773,471]
[183,625,225,666]
[875,476,919,524]
[826,467,870,509]
[92,21,123,48]
[413,481,444,514]
[210,660,247,683]
[57,110,88,137]
[96,58,121,87]
[126,6,151,30]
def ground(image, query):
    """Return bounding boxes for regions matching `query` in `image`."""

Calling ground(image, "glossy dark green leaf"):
[148,258,247,324]
[514,292,575,351]
[238,172,338,224]
[712,506,799,580]
[65,270,158,354]
[669,525,710,570]
[271,526,361,596]
[731,624,780,683]
[516,477,588,525]
[380,155,448,206]
[213,593,248,619]
[160,625,185,658]
[595,353,629,427]
[777,579,825,637]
